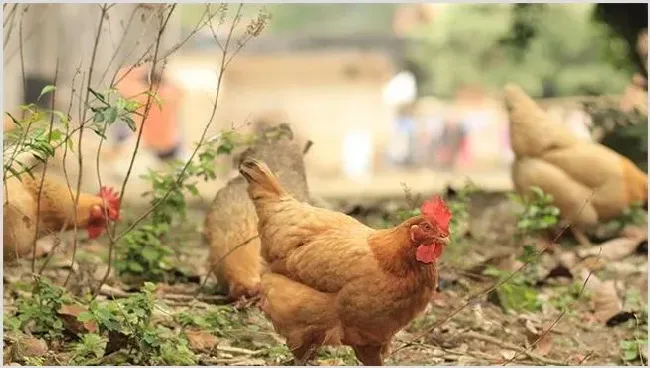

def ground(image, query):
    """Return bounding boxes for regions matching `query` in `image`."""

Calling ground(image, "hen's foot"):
[231,294,261,309]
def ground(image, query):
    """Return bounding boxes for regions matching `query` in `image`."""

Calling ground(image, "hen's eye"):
[421,223,431,231]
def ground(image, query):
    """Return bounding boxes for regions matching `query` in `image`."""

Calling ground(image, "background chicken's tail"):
[239,158,288,200]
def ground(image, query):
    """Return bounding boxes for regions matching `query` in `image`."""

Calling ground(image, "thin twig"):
[109,5,248,246]
[463,330,567,366]
[94,4,177,298]
[64,3,110,287]
[99,284,229,304]
[31,58,60,273]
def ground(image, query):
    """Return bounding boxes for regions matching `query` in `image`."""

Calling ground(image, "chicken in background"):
[239,158,452,365]
[3,122,122,261]
[203,123,311,300]
[504,83,648,246]
[4,174,120,262]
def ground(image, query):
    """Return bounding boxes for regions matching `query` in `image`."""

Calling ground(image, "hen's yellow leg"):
[571,227,593,247]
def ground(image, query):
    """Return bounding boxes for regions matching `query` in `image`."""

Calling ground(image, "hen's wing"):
[259,199,379,293]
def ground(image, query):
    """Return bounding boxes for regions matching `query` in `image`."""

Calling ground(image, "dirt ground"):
[3,191,648,366]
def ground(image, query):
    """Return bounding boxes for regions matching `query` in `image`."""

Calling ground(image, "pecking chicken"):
[3,170,120,262]
[504,83,648,246]
[239,158,452,365]
[204,123,311,300]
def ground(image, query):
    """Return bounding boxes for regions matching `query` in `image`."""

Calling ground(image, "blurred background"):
[3,3,648,201]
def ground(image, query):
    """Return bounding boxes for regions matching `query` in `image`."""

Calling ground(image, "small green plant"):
[484,265,542,313]
[511,186,561,236]
[486,187,560,313]
[12,277,72,340]
[260,344,292,364]
[548,282,584,316]
[70,333,106,365]
[87,87,142,138]
[620,338,647,363]
[3,91,68,182]
[77,282,197,365]
[605,201,648,231]
[23,356,47,366]
[115,129,252,283]
[512,186,561,275]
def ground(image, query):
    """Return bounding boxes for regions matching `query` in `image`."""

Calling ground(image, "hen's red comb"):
[420,195,452,233]
[98,186,121,221]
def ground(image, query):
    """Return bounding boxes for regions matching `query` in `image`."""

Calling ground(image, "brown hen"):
[239,158,452,365]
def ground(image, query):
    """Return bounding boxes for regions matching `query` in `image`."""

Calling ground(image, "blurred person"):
[113,64,185,162]
[387,102,417,168]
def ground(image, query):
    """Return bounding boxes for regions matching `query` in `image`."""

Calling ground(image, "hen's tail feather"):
[239,158,288,200]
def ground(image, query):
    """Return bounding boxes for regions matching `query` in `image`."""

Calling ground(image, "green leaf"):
[128,261,145,273]
[216,140,234,155]
[67,137,75,152]
[519,244,537,263]
[93,111,105,123]
[141,247,160,263]
[122,116,137,131]
[104,107,118,124]
[37,85,56,101]
[186,183,199,196]
[49,129,62,142]
[77,311,93,322]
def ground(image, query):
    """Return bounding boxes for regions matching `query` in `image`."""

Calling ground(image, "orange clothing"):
[115,66,182,153]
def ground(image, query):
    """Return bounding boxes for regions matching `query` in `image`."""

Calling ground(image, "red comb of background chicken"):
[420,195,452,233]
[98,186,121,221]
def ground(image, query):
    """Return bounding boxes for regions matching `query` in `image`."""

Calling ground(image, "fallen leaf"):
[58,304,97,334]
[592,280,623,323]
[576,237,641,261]
[534,334,553,356]
[522,318,554,356]
[185,328,218,352]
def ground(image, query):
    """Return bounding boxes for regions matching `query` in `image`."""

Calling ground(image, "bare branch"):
[64,3,111,287]
[30,58,60,273]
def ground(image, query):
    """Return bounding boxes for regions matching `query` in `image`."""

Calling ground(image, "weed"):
[24,356,47,366]
[620,338,648,363]
[13,277,72,340]
[510,186,560,237]
[77,282,197,365]
[115,130,252,283]
[70,333,106,365]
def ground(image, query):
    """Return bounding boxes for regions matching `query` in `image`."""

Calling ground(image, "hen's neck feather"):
[369,216,435,278]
